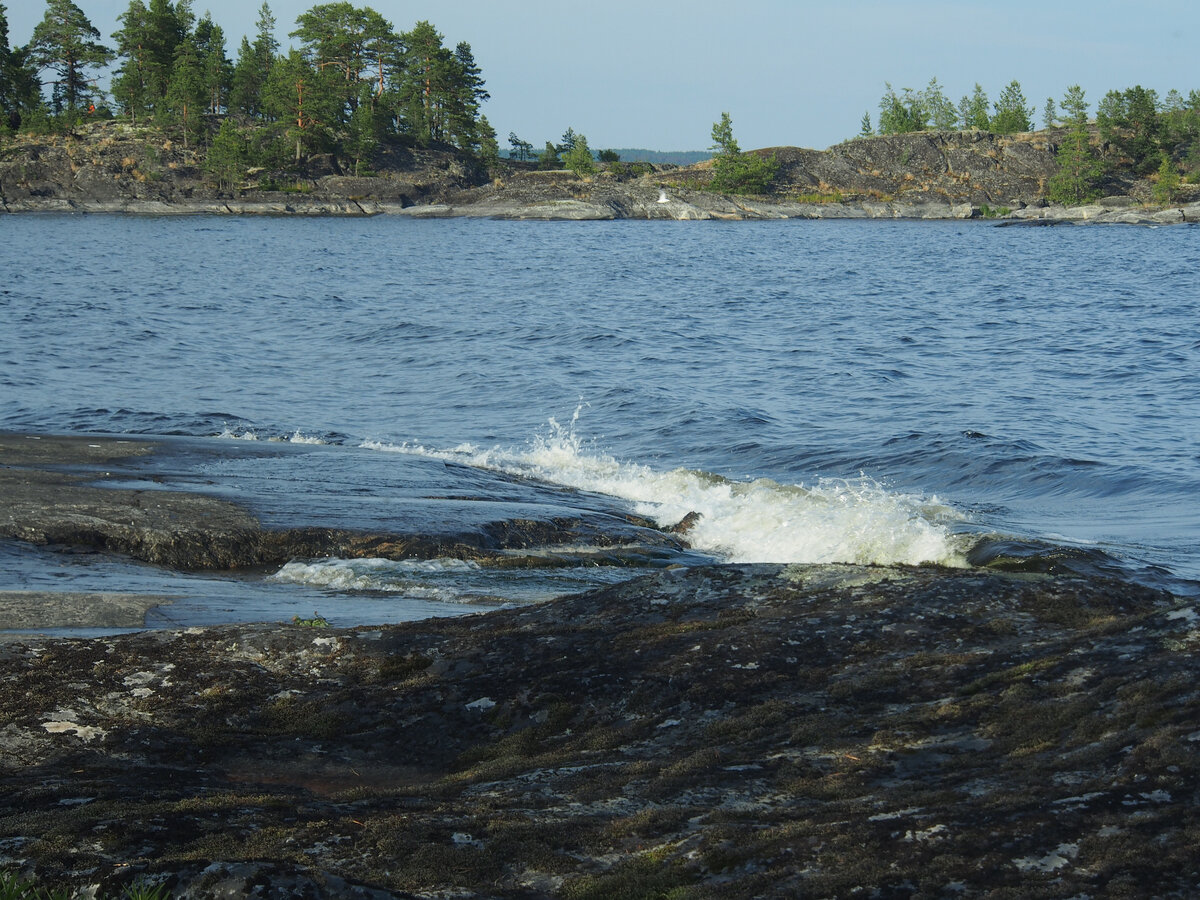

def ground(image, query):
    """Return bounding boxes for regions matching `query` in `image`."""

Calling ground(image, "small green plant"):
[793,190,844,204]
[0,871,70,899]
[0,872,170,900]
[291,612,330,627]
[979,203,1012,218]
[121,883,171,900]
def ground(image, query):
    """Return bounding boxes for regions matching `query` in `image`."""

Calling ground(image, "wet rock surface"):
[2,562,1199,897]
[0,433,686,575]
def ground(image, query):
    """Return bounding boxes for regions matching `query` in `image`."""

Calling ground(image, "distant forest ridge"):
[501,148,711,165]
[606,149,711,165]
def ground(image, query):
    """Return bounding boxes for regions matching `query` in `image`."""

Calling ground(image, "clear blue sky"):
[6,0,1198,151]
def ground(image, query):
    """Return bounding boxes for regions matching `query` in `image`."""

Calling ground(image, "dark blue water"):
[2,215,1197,617]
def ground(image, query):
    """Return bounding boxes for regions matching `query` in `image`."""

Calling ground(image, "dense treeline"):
[0,0,497,177]
[863,78,1200,203]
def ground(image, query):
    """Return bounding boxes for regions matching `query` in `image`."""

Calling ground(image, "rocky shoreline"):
[8,191,1199,226]
[3,124,1197,223]
[3,433,1200,897]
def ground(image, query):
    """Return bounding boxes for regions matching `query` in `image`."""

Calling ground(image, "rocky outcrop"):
[2,562,1198,898]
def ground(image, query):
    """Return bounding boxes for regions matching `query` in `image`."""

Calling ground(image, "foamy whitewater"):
[360,408,970,570]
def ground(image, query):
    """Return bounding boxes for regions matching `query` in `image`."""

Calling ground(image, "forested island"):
[2,0,1199,220]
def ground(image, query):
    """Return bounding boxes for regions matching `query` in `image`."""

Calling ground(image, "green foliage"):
[1043,96,1057,129]
[1047,85,1103,205]
[165,36,205,147]
[557,125,578,153]
[29,0,114,114]
[343,83,381,173]
[877,82,927,134]
[979,203,1012,218]
[121,883,170,900]
[1152,153,1181,204]
[507,131,533,160]
[989,80,1033,133]
[292,611,330,627]
[710,110,738,155]
[959,84,990,129]
[563,132,596,177]
[204,116,246,187]
[562,854,697,900]
[229,4,277,118]
[290,2,397,126]
[537,140,559,169]
[708,112,777,194]
[858,110,872,137]
[1098,85,1162,173]
[922,76,958,131]
[597,148,619,163]
[1060,83,1088,124]
[194,13,230,115]
[0,870,169,900]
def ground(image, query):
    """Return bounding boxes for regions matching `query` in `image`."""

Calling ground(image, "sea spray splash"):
[363,413,969,568]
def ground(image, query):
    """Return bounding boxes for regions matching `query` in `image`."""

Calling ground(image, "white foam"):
[216,427,326,444]
[269,557,480,598]
[363,412,969,568]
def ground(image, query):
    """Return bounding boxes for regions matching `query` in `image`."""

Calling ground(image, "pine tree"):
[262,47,335,159]
[563,132,595,177]
[507,131,532,161]
[166,35,204,147]
[29,0,114,117]
[1043,96,1057,129]
[193,13,230,115]
[229,37,260,117]
[538,140,559,169]
[445,41,487,151]
[1047,85,1102,205]
[291,3,397,124]
[0,7,41,132]
[877,83,927,134]
[344,83,378,174]
[922,77,957,131]
[230,2,276,118]
[143,0,190,103]
[990,80,1033,133]
[204,115,245,188]
[708,111,777,194]
[958,84,990,130]
[112,1,152,122]
[1098,86,1161,173]
[858,110,873,138]
[397,20,448,143]
[0,3,14,131]
[475,113,498,166]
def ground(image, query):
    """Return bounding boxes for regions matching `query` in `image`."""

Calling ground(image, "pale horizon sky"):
[5,0,1198,151]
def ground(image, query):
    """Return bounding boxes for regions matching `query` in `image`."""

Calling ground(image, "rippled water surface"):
[2,215,1197,619]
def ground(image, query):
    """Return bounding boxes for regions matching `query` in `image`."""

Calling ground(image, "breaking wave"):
[362,410,969,568]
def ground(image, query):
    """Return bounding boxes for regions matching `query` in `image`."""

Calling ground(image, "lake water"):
[2,215,1197,628]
